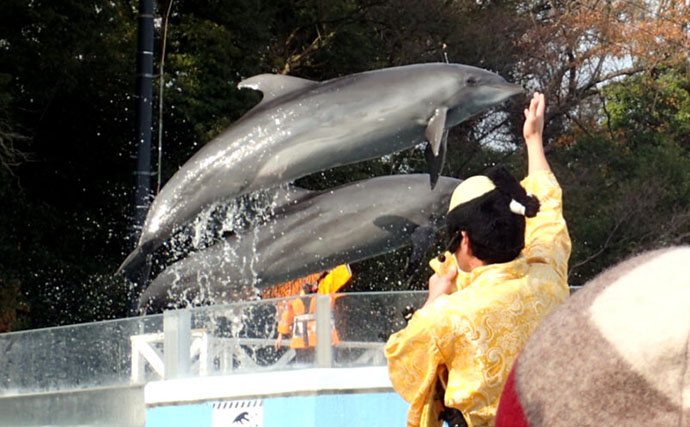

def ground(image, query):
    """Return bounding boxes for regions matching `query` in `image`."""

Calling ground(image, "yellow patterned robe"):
[385,171,571,427]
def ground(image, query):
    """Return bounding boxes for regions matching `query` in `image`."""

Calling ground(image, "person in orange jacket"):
[274,264,352,357]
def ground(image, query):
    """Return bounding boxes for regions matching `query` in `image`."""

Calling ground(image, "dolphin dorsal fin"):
[425,107,448,157]
[238,74,318,104]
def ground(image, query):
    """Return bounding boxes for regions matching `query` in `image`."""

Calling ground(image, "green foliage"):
[552,68,690,283]
[605,68,690,150]
[2,0,687,329]
[0,0,137,328]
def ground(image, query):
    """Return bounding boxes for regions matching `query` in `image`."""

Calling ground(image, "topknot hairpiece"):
[509,199,527,216]
[487,165,540,218]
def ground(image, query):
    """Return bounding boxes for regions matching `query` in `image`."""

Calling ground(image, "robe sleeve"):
[385,305,445,426]
[521,171,571,284]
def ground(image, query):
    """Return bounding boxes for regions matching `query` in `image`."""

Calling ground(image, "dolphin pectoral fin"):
[238,74,318,104]
[424,129,448,189]
[425,107,448,157]
[405,225,436,279]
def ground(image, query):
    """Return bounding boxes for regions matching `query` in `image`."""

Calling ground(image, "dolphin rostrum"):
[137,174,461,311]
[118,63,522,277]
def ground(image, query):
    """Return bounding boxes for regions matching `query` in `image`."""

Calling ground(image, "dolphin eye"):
[466,77,478,86]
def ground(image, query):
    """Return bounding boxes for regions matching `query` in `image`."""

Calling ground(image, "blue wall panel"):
[146,392,408,427]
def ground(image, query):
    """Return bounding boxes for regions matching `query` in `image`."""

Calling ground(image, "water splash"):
[152,183,302,308]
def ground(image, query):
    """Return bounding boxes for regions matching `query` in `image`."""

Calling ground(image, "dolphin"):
[137,174,461,311]
[118,63,522,277]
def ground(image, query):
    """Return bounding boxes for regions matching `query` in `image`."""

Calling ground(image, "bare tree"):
[515,0,690,137]
[0,125,29,175]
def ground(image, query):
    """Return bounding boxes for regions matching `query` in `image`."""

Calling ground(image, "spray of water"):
[153,182,301,308]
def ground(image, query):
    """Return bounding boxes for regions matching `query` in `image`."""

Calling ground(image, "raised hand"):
[523,92,545,145]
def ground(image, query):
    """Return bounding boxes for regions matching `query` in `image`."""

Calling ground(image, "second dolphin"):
[137,174,461,311]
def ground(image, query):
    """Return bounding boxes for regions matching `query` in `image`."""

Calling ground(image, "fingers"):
[431,265,457,283]
[536,92,545,116]
[525,92,545,120]
[424,265,458,306]
[429,266,457,291]
[443,265,457,279]
[529,93,539,115]
[525,94,538,118]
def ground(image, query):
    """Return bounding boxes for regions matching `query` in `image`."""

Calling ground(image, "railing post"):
[164,309,191,379]
[130,338,145,383]
[315,294,332,368]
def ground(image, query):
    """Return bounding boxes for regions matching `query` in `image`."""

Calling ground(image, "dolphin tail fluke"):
[404,225,437,285]
[424,129,448,189]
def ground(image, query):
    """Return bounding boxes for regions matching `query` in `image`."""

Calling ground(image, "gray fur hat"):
[496,246,690,427]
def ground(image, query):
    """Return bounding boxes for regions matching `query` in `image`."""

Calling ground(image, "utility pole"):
[134,0,154,240]
[130,0,155,309]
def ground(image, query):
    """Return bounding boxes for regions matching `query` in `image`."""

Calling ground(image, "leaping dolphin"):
[137,174,461,311]
[118,63,522,278]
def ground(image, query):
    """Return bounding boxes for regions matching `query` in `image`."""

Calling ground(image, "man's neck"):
[456,252,487,273]
[465,256,486,272]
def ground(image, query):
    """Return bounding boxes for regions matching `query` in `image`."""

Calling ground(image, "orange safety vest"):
[277,296,338,349]
[276,264,352,349]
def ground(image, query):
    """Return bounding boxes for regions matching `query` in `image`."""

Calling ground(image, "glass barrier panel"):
[0,291,428,393]
[182,291,427,375]
[0,314,163,395]
[189,297,287,375]
[332,291,426,368]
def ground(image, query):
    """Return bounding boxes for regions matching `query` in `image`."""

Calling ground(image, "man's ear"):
[460,231,472,256]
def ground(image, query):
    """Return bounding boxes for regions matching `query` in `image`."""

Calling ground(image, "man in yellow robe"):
[385,92,571,427]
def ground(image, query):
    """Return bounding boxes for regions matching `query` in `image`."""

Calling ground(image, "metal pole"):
[128,0,155,311]
[133,0,154,241]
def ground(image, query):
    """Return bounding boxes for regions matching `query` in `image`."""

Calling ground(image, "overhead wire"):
[156,0,174,195]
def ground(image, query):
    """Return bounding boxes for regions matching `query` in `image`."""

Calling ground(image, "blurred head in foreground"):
[496,246,690,427]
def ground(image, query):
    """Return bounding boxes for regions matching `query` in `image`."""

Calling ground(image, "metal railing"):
[130,295,389,382]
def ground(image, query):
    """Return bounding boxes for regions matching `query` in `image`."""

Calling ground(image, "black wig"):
[445,165,540,264]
